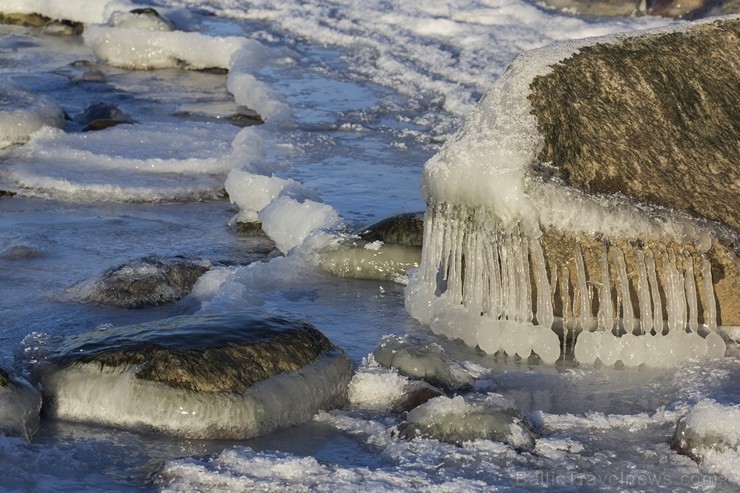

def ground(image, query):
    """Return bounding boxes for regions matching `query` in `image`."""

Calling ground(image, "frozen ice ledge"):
[406,17,740,367]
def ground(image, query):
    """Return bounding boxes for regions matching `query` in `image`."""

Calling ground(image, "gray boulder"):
[74,102,135,132]
[66,256,211,308]
[31,312,353,439]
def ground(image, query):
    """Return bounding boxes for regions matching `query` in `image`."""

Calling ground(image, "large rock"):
[539,0,739,18]
[0,368,42,441]
[406,19,740,365]
[31,312,353,439]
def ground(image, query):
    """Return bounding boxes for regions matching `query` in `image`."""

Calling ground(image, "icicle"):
[517,228,533,323]
[672,249,687,333]
[701,256,717,332]
[598,245,614,333]
[559,264,571,356]
[530,239,553,330]
[574,243,591,332]
[660,248,687,334]
[612,246,634,335]
[504,232,519,321]
[488,238,501,319]
[684,253,699,333]
[645,249,663,335]
[634,248,652,336]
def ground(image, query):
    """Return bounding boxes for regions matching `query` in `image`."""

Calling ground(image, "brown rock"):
[529,19,740,231]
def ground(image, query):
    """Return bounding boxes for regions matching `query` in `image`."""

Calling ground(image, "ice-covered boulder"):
[0,11,83,35]
[406,18,740,366]
[65,256,211,308]
[320,240,421,282]
[671,400,740,484]
[372,335,472,390]
[320,212,424,282]
[0,368,42,441]
[540,0,646,17]
[395,395,537,450]
[0,82,64,149]
[30,312,353,439]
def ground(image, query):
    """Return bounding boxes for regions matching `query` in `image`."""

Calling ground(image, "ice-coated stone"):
[30,312,353,439]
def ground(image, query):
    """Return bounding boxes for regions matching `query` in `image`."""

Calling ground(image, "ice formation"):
[405,21,733,367]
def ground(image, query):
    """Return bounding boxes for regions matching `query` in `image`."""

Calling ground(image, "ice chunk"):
[372,335,472,390]
[671,399,740,485]
[259,196,341,254]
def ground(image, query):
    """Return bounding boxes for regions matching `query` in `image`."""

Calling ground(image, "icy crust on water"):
[1,124,242,202]
[406,20,731,366]
[84,25,247,71]
[0,0,289,205]
[156,354,740,492]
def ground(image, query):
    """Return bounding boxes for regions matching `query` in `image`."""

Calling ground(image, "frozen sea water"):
[0,1,738,491]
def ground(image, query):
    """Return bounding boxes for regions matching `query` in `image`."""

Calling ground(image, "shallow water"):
[1,1,738,491]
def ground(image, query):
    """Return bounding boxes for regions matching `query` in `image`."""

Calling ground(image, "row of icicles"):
[417,203,726,366]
